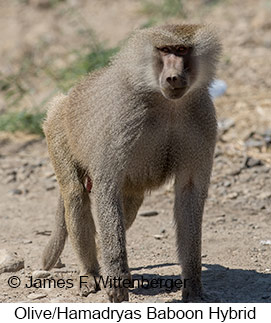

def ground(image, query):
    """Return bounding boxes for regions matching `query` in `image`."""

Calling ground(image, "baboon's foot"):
[182,282,202,303]
[107,286,129,303]
[106,271,131,303]
[79,274,100,297]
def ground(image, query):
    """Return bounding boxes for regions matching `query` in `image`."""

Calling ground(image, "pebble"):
[32,270,51,279]
[229,167,243,176]
[258,192,271,199]
[49,298,65,302]
[9,189,23,195]
[260,240,271,246]
[35,230,51,236]
[223,181,231,187]
[245,139,264,148]
[245,157,264,168]
[23,240,32,244]
[217,118,235,135]
[27,293,47,300]
[5,175,16,184]
[44,171,55,178]
[0,249,24,274]
[139,211,158,217]
[216,217,226,224]
[154,234,163,240]
[45,184,55,191]
[143,298,165,303]
[262,129,271,145]
[228,192,238,199]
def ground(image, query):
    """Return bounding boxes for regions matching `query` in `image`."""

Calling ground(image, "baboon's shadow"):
[130,263,271,302]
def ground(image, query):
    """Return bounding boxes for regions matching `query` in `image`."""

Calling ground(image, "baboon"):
[42,24,221,302]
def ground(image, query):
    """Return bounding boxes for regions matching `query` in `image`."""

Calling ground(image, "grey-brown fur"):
[42,24,221,302]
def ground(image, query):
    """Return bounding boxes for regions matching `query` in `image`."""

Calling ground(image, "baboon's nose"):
[166,75,179,87]
[166,73,187,89]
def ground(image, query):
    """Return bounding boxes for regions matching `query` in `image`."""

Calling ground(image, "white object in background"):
[209,79,227,99]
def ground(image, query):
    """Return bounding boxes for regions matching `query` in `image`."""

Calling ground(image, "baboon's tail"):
[42,194,67,270]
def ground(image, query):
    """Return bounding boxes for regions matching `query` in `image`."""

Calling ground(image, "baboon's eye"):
[176,46,189,55]
[159,47,170,53]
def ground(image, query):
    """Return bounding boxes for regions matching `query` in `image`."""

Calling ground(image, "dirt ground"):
[0,0,271,303]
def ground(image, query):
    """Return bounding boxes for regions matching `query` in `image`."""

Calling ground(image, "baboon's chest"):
[126,130,188,190]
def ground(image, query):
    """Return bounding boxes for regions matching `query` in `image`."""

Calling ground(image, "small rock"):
[0,249,24,274]
[252,11,271,30]
[5,175,16,184]
[217,118,235,135]
[145,297,165,303]
[35,230,51,236]
[223,181,231,187]
[245,157,264,168]
[23,240,32,244]
[216,217,225,224]
[54,269,75,274]
[9,189,23,195]
[45,184,55,191]
[32,270,51,279]
[228,192,238,199]
[245,139,264,148]
[229,167,243,176]
[262,129,271,145]
[49,298,65,302]
[139,211,159,217]
[44,171,55,179]
[260,240,271,246]
[258,192,271,199]
[27,293,47,300]
[154,234,163,240]
[7,170,17,176]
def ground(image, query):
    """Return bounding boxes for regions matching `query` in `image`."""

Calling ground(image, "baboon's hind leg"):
[63,176,100,296]
[46,137,99,296]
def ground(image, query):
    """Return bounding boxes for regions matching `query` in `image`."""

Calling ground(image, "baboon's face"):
[155,45,195,100]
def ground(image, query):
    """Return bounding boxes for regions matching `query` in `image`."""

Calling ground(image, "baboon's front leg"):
[123,192,144,230]
[174,173,209,302]
[94,185,130,303]
[63,184,99,296]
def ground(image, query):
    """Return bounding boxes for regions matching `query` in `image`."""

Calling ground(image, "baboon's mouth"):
[161,87,187,100]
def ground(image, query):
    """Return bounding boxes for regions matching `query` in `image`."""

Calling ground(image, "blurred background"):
[1,0,271,303]
[0,0,270,137]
